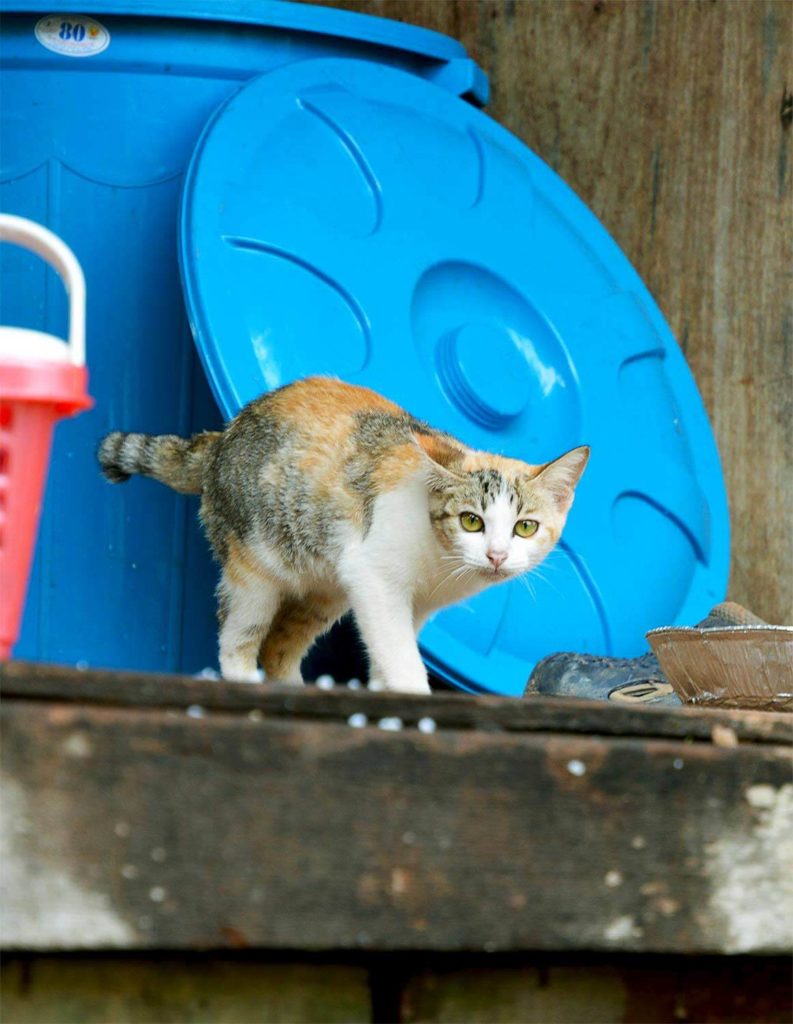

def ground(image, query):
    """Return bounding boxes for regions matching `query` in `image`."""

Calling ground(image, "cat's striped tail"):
[97,430,221,495]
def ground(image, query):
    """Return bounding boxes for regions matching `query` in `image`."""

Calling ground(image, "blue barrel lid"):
[180,58,729,696]
[4,1,470,64]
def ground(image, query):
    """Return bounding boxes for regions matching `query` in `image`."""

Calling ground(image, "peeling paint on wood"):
[0,778,136,949]
[704,783,793,953]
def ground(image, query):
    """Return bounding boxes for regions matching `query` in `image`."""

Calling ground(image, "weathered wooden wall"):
[319,0,793,624]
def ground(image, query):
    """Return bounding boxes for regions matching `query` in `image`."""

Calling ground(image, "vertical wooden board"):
[400,958,793,1024]
[318,0,793,624]
[401,965,629,1023]
[0,959,371,1024]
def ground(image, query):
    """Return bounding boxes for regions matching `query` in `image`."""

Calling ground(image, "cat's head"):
[415,433,589,580]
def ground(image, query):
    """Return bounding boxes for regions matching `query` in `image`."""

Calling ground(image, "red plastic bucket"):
[0,215,92,660]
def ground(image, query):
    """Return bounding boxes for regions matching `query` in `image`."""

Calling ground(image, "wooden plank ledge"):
[2,661,791,744]
[1,662,791,956]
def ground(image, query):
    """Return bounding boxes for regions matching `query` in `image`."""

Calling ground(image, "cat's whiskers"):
[426,562,466,603]
[451,564,479,590]
[426,559,482,604]
[527,564,564,598]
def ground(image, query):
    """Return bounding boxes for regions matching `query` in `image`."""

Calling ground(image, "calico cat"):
[98,377,588,694]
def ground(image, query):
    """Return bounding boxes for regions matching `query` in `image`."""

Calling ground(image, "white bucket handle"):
[0,214,86,367]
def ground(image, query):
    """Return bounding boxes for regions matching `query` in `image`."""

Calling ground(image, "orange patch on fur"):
[414,432,466,469]
[371,442,424,493]
[259,596,341,677]
[225,536,270,587]
[270,377,402,434]
[269,378,438,509]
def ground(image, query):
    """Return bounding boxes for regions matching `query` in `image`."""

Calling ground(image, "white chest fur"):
[360,476,492,621]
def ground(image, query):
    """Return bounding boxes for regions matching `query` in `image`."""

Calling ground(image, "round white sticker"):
[35,14,110,57]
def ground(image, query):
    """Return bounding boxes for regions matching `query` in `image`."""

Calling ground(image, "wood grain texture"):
[2,671,791,955]
[399,956,793,1024]
[0,959,370,1024]
[3,661,792,744]
[316,0,793,623]
[3,953,791,1024]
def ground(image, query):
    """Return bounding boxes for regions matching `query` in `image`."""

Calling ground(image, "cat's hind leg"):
[259,595,346,684]
[217,569,282,684]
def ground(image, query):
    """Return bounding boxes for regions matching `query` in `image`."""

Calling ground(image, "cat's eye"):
[460,512,484,533]
[514,519,539,538]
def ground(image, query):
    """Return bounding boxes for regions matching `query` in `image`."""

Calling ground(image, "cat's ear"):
[413,432,465,490]
[534,445,590,512]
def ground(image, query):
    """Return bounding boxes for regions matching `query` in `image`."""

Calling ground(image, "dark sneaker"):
[526,650,677,705]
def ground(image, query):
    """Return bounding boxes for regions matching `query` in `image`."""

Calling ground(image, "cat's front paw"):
[219,661,264,685]
[380,675,432,696]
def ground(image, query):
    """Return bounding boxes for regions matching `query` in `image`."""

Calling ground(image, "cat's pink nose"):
[487,550,507,569]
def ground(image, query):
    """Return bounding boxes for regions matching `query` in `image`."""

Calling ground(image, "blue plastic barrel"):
[0,2,487,672]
